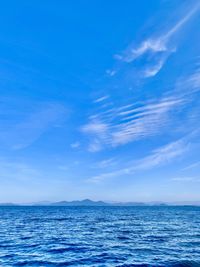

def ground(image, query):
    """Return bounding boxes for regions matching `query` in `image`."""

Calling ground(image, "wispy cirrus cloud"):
[112,3,200,78]
[81,120,108,135]
[81,96,185,151]
[88,139,103,153]
[93,95,110,103]
[88,137,188,183]
[115,38,167,63]
[80,3,200,156]
[182,161,200,171]
[183,68,200,93]
[82,59,200,153]
[143,58,167,78]
[81,119,109,152]
[70,142,80,149]
[95,158,117,169]
[112,97,184,146]
[0,100,67,150]
[0,158,41,182]
[135,138,188,170]
[13,103,67,150]
[171,176,199,182]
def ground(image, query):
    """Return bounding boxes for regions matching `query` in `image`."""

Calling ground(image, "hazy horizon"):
[1,198,200,205]
[0,0,200,203]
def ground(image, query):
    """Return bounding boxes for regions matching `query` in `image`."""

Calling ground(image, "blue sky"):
[0,0,200,203]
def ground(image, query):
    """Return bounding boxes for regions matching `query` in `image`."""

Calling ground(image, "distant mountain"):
[33,200,200,207]
[51,199,109,206]
[0,199,200,207]
[49,200,160,207]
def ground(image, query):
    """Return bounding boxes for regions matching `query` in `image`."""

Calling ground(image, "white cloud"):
[88,138,188,183]
[81,5,200,154]
[70,142,80,149]
[0,101,67,150]
[81,120,108,134]
[182,161,200,171]
[116,39,167,63]
[163,3,200,40]
[106,69,116,76]
[96,158,117,168]
[134,138,188,170]
[114,4,200,78]
[94,95,110,103]
[143,58,167,78]
[174,68,200,99]
[186,69,200,92]
[0,158,41,182]
[81,120,109,152]
[88,139,103,152]
[81,96,185,151]
[171,176,198,182]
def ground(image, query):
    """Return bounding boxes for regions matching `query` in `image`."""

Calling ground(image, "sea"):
[0,206,200,267]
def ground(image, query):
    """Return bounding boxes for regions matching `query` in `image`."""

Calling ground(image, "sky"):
[0,0,200,203]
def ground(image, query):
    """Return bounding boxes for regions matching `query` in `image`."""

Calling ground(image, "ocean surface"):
[0,206,200,267]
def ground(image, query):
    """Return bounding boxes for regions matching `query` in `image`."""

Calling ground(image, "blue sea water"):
[0,206,200,267]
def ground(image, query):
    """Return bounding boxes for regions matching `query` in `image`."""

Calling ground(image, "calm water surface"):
[0,206,200,266]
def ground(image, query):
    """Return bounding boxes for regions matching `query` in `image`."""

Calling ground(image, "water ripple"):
[0,206,200,266]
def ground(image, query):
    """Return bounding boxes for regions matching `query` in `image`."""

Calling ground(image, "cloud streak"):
[0,158,41,182]
[182,161,200,171]
[171,176,199,182]
[81,96,185,151]
[94,95,110,103]
[88,138,188,183]
[113,3,200,78]
[0,100,67,150]
[82,59,200,153]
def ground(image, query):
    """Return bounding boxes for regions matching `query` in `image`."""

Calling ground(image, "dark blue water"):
[0,206,200,267]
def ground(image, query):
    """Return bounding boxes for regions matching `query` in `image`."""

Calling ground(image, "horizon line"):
[1,199,200,206]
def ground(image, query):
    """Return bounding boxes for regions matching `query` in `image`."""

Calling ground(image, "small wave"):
[1,206,200,266]
[167,261,200,267]
[116,261,200,267]
[47,246,89,254]
[13,260,72,267]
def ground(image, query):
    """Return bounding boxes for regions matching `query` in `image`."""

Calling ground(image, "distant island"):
[0,199,200,206]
